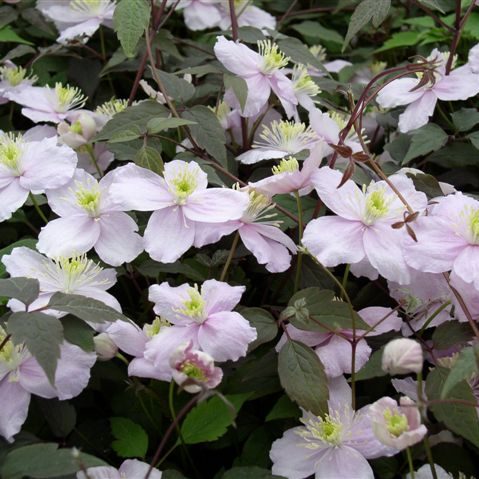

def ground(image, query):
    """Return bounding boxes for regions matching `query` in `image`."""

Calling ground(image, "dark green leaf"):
[37,398,76,437]
[278,37,325,72]
[110,417,148,458]
[0,277,39,306]
[403,124,448,163]
[240,307,278,351]
[406,173,444,199]
[375,31,422,53]
[468,131,479,150]
[428,143,478,168]
[7,312,63,385]
[442,346,479,398]
[0,26,33,45]
[157,70,195,103]
[224,73,248,110]
[451,108,479,132]
[432,322,473,350]
[355,347,387,381]
[278,340,328,415]
[62,316,95,352]
[292,21,344,44]
[134,145,164,175]
[146,117,196,134]
[265,394,300,421]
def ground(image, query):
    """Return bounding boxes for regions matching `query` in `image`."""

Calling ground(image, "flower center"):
[170,168,198,204]
[95,98,128,118]
[309,45,327,62]
[75,184,101,216]
[258,120,316,152]
[181,361,207,381]
[257,40,289,74]
[241,188,279,226]
[143,317,170,338]
[364,189,390,224]
[177,286,206,321]
[0,65,36,87]
[0,327,23,378]
[272,156,299,175]
[70,120,83,134]
[469,209,479,244]
[384,409,408,437]
[292,65,321,96]
[70,0,104,13]
[54,83,86,112]
[301,413,343,446]
[0,133,23,175]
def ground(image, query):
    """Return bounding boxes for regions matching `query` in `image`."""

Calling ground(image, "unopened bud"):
[94,333,118,361]
[382,338,423,375]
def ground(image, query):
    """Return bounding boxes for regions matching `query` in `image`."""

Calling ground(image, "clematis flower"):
[170,341,223,393]
[37,0,115,44]
[8,83,87,124]
[144,279,257,369]
[77,459,162,479]
[0,332,96,442]
[289,64,322,117]
[248,143,327,197]
[57,111,97,149]
[376,49,479,132]
[0,62,37,105]
[236,120,318,164]
[218,0,276,33]
[2,246,121,313]
[214,36,297,118]
[0,129,77,222]
[277,306,402,378]
[270,376,397,479]
[403,192,479,290]
[369,396,427,450]
[174,0,223,30]
[37,168,143,266]
[302,167,427,284]
[194,188,297,273]
[109,160,248,263]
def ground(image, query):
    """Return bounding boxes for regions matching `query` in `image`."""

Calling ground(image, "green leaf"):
[265,394,300,421]
[0,239,37,278]
[1,443,107,479]
[442,346,479,398]
[375,31,422,53]
[47,292,129,324]
[278,340,329,416]
[355,347,387,381]
[451,108,479,132]
[0,277,39,306]
[426,367,479,448]
[181,393,250,444]
[37,398,76,437]
[278,37,325,72]
[113,0,151,58]
[146,117,196,134]
[428,143,478,168]
[0,26,33,45]
[108,125,143,143]
[406,173,444,199]
[157,70,195,103]
[7,312,63,385]
[62,315,95,352]
[183,105,227,165]
[291,21,344,44]
[418,0,445,13]
[432,322,473,350]
[110,417,148,458]
[468,131,479,151]
[95,100,168,142]
[403,124,448,163]
[222,467,284,479]
[224,73,248,110]
[344,0,391,49]
[240,307,278,351]
[134,145,164,175]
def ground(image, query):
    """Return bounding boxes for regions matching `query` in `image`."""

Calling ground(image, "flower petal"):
[398,90,437,133]
[0,379,30,442]
[201,279,245,315]
[0,180,28,221]
[314,446,375,479]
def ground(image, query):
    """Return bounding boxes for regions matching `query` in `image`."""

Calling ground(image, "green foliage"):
[135,145,164,175]
[110,417,149,458]
[0,277,39,306]
[442,346,479,398]
[240,307,278,351]
[403,124,448,164]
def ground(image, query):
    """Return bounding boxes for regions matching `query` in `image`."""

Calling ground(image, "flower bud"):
[382,338,423,375]
[57,112,97,149]
[94,333,118,361]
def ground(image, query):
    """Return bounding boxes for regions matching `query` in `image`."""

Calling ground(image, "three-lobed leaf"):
[0,277,39,306]
[110,417,149,458]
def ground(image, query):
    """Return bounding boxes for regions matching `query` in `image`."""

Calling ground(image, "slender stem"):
[417,300,451,338]
[293,191,303,293]
[220,232,240,282]
[115,352,129,366]
[341,264,350,292]
[446,0,464,75]
[410,0,454,31]
[423,436,438,479]
[84,144,103,177]
[29,193,48,224]
[99,26,107,61]
[406,447,415,479]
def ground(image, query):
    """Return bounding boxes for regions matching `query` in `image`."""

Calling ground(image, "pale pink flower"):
[377,48,479,132]
[369,396,427,450]
[8,83,87,123]
[0,334,96,442]
[218,1,276,33]
[0,128,77,222]
[37,168,143,266]
[109,161,248,263]
[382,338,423,375]
[144,279,257,367]
[77,459,162,479]
[214,36,297,118]
[0,62,37,105]
[170,341,223,393]
[57,111,97,149]
[2,246,121,314]
[37,0,115,44]
[303,167,427,284]
[93,98,129,129]
[270,376,396,479]
[175,0,223,30]
[76,142,114,178]
[403,192,479,290]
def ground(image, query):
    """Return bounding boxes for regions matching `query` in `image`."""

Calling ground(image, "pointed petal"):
[376,78,426,108]
[0,180,28,221]
[358,307,402,336]
[148,282,192,324]
[434,69,479,101]
[398,91,437,133]
[0,379,30,442]
[214,36,262,77]
[314,446,374,479]
[201,279,245,315]
[236,148,287,165]
[106,321,147,357]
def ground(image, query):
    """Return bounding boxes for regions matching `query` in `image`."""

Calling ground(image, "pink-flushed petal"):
[310,167,365,220]
[109,163,173,211]
[249,170,305,196]
[358,306,402,336]
[453,245,479,289]
[328,375,352,409]
[363,224,411,284]
[398,90,438,133]
[275,324,328,352]
[403,216,468,273]
[350,257,379,281]
[128,356,164,381]
[21,107,64,124]
[37,215,101,258]
[236,148,288,165]
[315,335,371,378]
[198,311,257,362]
[434,69,479,101]
[376,77,427,108]
[144,207,195,263]
[19,138,77,192]
[239,223,295,273]
[8,86,54,117]
[236,5,276,31]
[22,125,57,142]
[18,356,57,398]
[314,446,375,479]
[148,282,193,324]
[270,427,327,479]
[193,220,240,248]
[184,188,249,223]
[242,74,272,117]
[254,223,297,252]
[0,180,28,221]
[450,271,479,323]
[0,379,31,442]
[324,59,352,73]
[201,279,245,315]
[119,460,162,479]
[94,212,143,266]
[269,71,299,117]
[106,321,147,357]
[302,216,366,267]
[309,108,340,146]
[163,160,208,192]
[77,466,119,479]
[214,36,262,77]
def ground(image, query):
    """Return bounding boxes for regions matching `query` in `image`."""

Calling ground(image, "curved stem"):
[293,191,304,293]
[423,436,438,479]
[84,144,103,177]
[29,193,48,224]
[220,232,240,282]
[406,447,415,479]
